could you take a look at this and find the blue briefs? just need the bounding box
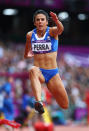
[40,68,59,83]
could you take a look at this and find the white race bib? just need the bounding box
[32,42,51,52]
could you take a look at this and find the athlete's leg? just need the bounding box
[29,66,45,101]
[29,66,45,114]
[47,74,69,109]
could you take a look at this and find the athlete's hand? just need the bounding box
[50,11,59,23]
[28,50,34,57]
[24,50,34,58]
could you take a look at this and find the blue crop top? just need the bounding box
[31,26,58,54]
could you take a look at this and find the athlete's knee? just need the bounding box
[29,67,36,77]
[61,104,69,109]
[60,101,69,109]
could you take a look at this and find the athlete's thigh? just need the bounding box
[47,74,69,108]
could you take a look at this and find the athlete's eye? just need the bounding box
[41,18,45,21]
[36,18,40,21]
[36,18,45,22]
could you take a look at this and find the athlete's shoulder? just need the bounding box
[26,31,33,38]
[49,26,56,37]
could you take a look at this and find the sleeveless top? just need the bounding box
[31,26,58,54]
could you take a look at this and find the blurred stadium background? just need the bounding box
[0,0,89,131]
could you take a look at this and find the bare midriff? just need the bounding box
[34,52,57,69]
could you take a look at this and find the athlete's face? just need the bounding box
[34,14,48,31]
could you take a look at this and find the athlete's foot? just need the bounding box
[34,101,45,114]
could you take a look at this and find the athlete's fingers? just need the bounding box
[50,12,56,17]
[28,51,34,57]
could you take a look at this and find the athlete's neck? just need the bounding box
[37,27,47,37]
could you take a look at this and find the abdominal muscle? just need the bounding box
[33,52,58,69]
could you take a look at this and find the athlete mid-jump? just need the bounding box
[24,9,69,114]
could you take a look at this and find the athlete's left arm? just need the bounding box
[50,12,64,37]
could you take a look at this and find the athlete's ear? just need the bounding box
[34,22,36,27]
[46,21,48,25]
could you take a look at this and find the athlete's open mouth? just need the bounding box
[39,25,43,27]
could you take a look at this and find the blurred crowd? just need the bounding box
[0,40,89,127]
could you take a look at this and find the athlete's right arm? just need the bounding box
[24,31,34,59]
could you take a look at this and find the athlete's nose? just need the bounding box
[39,19,43,23]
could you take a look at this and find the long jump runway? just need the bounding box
[55,126,89,131]
[0,126,89,131]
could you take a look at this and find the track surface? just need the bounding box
[0,126,89,131]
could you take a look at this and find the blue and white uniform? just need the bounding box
[31,26,59,83]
